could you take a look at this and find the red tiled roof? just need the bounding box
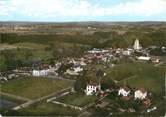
[139,87,146,93]
[88,80,100,86]
[120,85,130,91]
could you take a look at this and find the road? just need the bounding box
[114,75,137,84]
[48,75,76,82]
[78,111,92,117]
[154,62,164,67]
[13,87,72,110]
[0,92,31,102]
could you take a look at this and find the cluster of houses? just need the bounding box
[0,39,163,114]
[84,80,151,110]
[85,80,148,101]
[83,39,161,64]
[30,39,162,78]
[32,66,58,77]
[1,39,163,82]
[31,58,86,77]
[118,86,149,103]
[0,70,31,83]
[117,86,151,108]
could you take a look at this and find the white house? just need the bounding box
[65,66,83,76]
[88,48,101,53]
[123,49,133,56]
[147,107,157,113]
[151,58,160,63]
[88,48,109,54]
[79,61,86,66]
[55,62,62,70]
[134,88,147,100]
[73,66,83,73]
[65,69,79,75]
[32,69,49,76]
[138,56,151,61]
[123,50,131,56]
[85,81,101,95]
[69,59,77,65]
[118,86,130,97]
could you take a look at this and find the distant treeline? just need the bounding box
[0,30,166,48]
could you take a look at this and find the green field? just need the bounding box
[1,77,73,99]
[118,74,165,95]
[104,63,165,95]
[13,42,48,49]
[57,93,98,107]
[18,101,81,116]
[0,94,26,105]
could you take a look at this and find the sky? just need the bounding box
[0,0,166,22]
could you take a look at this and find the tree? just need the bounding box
[74,77,86,92]
[96,69,104,79]
[101,76,116,90]
[0,55,7,72]
[57,63,73,75]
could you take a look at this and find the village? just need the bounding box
[0,38,165,116]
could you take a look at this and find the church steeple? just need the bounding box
[133,39,141,50]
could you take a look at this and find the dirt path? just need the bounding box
[0,92,31,102]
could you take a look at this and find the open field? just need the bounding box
[0,94,26,105]
[118,74,165,95]
[0,43,47,50]
[0,94,26,109]
[104,63,165,94]
[57,93,98,107]
[1,101,81,116]
[19,101,81,116]
[1,77,73,99]
[0,44,17,51]
[13,42,48,49]
[106,63,164,81]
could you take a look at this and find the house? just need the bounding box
[102,57,107,62]
[138,56,151,61]
[134,88,147,100]
[85,80,101,95]
[143,98,151,108]
[118,86,130,97]
[69,59,77,65]
[88,48,102,54]
[79,61,86,66]
[65,66,83,76]
[151,58,160,63]
[0,76,8,82]
[99,91,108,97]
[55,62,62,70]
[65,69,79,75]
[123,49,133,56]
[147,106,156,112]
[32,69,49,76]
[88,48,109,54]
[73,66,83,73]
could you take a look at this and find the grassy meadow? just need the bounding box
[104,63,165,95]
[57,93,98,107]
[7,101,81,116]
[1,77,73,99]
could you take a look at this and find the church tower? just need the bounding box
[133,39,141,50]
